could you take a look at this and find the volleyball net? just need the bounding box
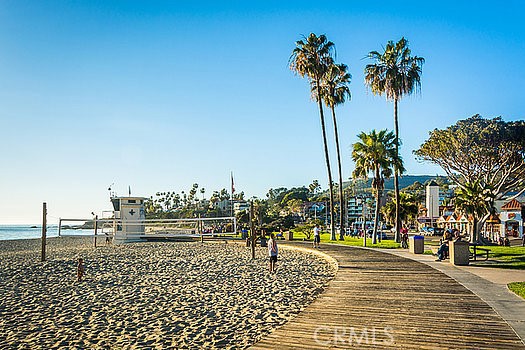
[57,216,237,240]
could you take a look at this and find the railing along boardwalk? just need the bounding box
[251,243,525,349]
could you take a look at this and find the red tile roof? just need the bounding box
[501,199,523,211]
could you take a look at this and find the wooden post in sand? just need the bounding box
[199,214,203,243]
[250,201,255,260]
[93,215,98,248]
[41,202,47,262]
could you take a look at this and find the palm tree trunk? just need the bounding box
[393,98,401,243]
[330,106,345,240]
[373,172,381,245]
[316,83,336,241]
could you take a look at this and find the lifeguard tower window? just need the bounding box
[128,200,136,204]
[111,198,120,211]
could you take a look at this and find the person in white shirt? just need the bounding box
[313,225,321,248]
[268,233,278,273]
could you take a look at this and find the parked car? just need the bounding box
[367,231,389,240]
[420,227,444,236]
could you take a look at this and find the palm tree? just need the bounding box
[382,192,420,228]
[316,63,352,240]
[364,37,424,242]
[352,129,401,244]
[308,180,321,198]
[290,33,337,240]
[454,181,494,243]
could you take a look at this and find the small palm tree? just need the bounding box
[365,37,424,242]
[382,192,420,228]
[352,129,402,244]
[290,33,337,240]
[454,181,494,243]
[317,63,351,240]
[308,180,321,198]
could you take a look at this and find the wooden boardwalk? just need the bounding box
[251,244,525,349]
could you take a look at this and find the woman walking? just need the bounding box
[268,233,278,273]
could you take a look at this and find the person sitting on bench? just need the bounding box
[436,229,454,261]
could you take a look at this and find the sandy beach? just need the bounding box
[0,237,336,349]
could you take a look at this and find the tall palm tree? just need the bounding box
[316,63,351,240]
[290,33,337,240]
[364,37,424,242]
[352,129,402,244]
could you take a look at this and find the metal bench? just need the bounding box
[469,244,490,261]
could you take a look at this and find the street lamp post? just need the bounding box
[429,192,433,230]
[361,197,367,247]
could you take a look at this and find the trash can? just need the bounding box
[287,231,293,241]
[450,240,470,265]
[409,235,424,254]
[260,236,267,247]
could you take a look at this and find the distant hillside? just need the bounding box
[343,175,449,192]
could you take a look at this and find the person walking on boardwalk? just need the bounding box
[313,225,321,248]
[268,233,278,273]
[401,228,409,249]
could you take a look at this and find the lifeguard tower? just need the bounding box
[111,196,146,244]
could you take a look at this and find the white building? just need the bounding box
[233,201,249,214]
[425,181,440,224]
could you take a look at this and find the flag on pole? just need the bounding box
[128,186,131,196]
[231,172,235,195]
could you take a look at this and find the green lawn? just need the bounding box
[508,282,525,299]
[323,236,401,249]
[289,230,400,249]
[475,246,525,270]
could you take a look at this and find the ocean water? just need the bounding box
[0,225,94,241]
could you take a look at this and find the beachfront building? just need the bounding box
[497,198,523,238]
[215,199,232,215]
[483,214,502,242]
[436,213,469,233]
[303,202,327,222]
[347,195,377,230]
[233,201,249,215]
[429,197,524,240]
[418,204,454,231]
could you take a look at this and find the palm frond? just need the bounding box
[364,37,424,101]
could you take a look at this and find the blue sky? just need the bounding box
[1,1,524,223]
